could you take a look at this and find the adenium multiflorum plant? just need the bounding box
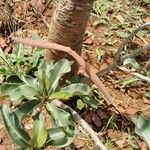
[0,59,92,149]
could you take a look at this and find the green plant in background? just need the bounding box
[92,0,111,25]
[143,0,150,4]
[92,0,121,26]
[0,35,45,77]
[0,59,93,149]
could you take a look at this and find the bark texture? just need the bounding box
[46,0,94,72]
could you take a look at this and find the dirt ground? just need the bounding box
[0,0,150,149]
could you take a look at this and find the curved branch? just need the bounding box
[54,100,107,150]
[11,36,118,109]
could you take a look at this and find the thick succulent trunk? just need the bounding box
[46,0,94,72]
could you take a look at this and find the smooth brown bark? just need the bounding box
[45,0,95,72]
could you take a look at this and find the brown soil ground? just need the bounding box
[0,0,150,149]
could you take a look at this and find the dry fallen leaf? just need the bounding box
[83,31,94,45]
[115,14,125,24]
[84,111,92,124]
[74,139,85,149]
[0,37,7,48]
[143,97,150,105]
[97,109,108,119]
[144,17,150,23]
[138,141,148,150]
[115,139,128,149]
[32,0,44,12]
[91,114,102,127]
[122,107,138,116]
[0,145,5,150]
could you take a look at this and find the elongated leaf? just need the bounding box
[77,99,86,110]
[123,58,140,69]
[10,85,39,102]
[31,113,48,148]
[49,59,71,94]
[6,75,22,83]
[36,61,53,93]
[49,91,72,100]
[1,105,30,148]
[46,127,67,147]
[61,83,91,96]
[0,66,10,75]
[82,96,98,109]
[20,75,41,92]
[122,77,139,88]
[16,44,24,60]
[0,48,10,65]
[46,102,73,127]
[1,83,21,95]
[134,115,150,147]
[14,99,41,123]
[46,102,76,147]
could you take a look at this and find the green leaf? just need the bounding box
[96,48,105,61]
[0,48,10,65]
[15,44,24,60]
[36,61,53,93]
[14,99,41,123]
[0,66,10,75]
[61,83,91,96]
[46,102,74,128]
[31,34,41,41]
[123,58,140,69]
[20,75,40,91]
[0,104,30,148]
[82,96,98,109]
[77,99,86,110]
[6,75,22,83]
[10,85,39,102]
[46,102,76,147]
[134,115,150,146]
[31,34,45,52]
[49,59,71,94]
[122,77,139,88]
[46,127,71,147]
[1,83,21,95]
[31,113,48,148]
[116,31,128,39]
[49,91,72,100]
[144,92,150,99]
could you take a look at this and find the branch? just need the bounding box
[54,100,107,150]
[117,66,150,82]
[11,36,119,110]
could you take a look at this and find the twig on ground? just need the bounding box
[117,66,150,82]
[54,100,107,150]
